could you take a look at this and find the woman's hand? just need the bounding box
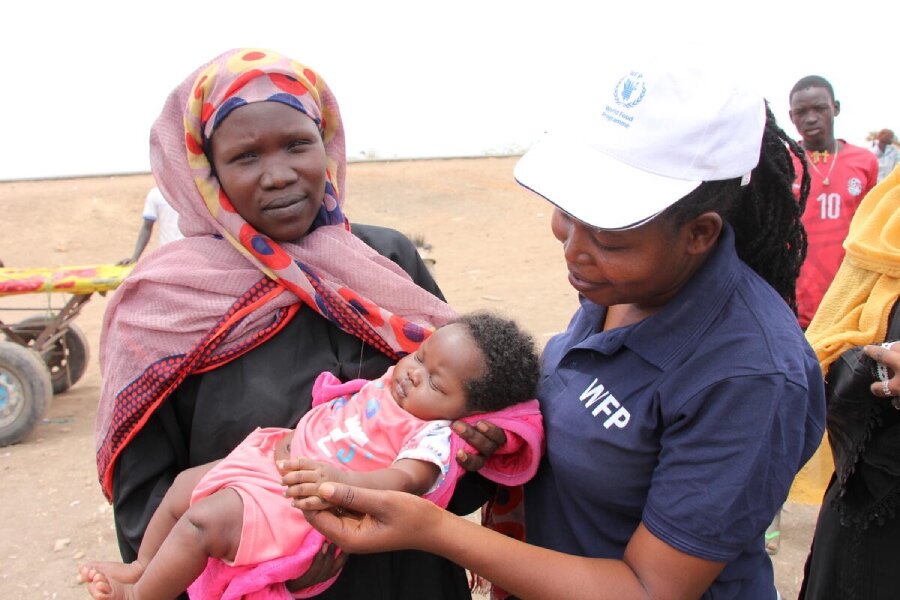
[284,541,347,593]
[451,420,507,471]
[301,483,443,554]
[864,341,900,401]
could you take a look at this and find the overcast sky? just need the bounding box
[2,0,893,181]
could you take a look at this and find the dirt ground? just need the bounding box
[0,157,818,599]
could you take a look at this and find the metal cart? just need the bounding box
[0,264,131,445]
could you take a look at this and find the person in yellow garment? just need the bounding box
[798,169,900,599]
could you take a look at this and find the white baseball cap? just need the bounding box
[514,62,766,230]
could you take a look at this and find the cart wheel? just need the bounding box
[0,341,53,446]
[8,317,90,394]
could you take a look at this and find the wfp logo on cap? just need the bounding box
[614,72,646,108]
[602,71,645,129]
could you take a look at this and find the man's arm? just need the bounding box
[119,219,155,265]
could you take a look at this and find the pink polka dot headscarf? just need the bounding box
[181,48,347,275]
[155,48,454,358]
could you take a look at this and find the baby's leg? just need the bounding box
[89,487,244,600]
[136,461,222,568]
[78,461,222,589]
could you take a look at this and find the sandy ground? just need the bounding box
[0,157,818,599]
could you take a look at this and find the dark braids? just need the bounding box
[660,103,810,314]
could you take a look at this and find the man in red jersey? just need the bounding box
[789,75,878,329]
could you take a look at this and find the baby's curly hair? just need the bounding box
[452,311,540,414]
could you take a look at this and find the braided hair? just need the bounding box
[660,103,810,314]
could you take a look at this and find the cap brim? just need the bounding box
[514,133,703,230]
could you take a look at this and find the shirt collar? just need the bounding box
[570,224,744,368]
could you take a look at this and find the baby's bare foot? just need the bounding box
[78,561,144,585]
[85,570,135,600]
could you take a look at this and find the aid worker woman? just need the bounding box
[296,62,827,599]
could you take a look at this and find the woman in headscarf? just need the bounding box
[95,48,499,599]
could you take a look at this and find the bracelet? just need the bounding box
[878,342,898,408]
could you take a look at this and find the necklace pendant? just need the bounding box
[823,177,830,186]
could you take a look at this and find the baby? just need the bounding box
[80,311,542,599]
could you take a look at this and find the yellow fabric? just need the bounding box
[0,264,133,297]
[806,167,900,375]
[789,168,900,503]
[789,443,835,504]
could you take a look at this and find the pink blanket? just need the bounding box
[187,373,544,599]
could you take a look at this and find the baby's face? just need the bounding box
[390,324,485,421]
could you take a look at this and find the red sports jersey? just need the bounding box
[792,140,878,328]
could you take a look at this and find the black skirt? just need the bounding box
[799,476,900,600]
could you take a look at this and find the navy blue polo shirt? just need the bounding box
[525,225,825,599]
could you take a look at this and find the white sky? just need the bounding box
[2,0,895,181]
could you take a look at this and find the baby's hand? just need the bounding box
[279,457,345,510]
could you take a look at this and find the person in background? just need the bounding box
[119,186,184,265]
[788,75,878,329]
[95,48,503,600]
[799,168,900,599]
[869,128,898,182]
[768,76,881,556]
[293,61,826,600]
